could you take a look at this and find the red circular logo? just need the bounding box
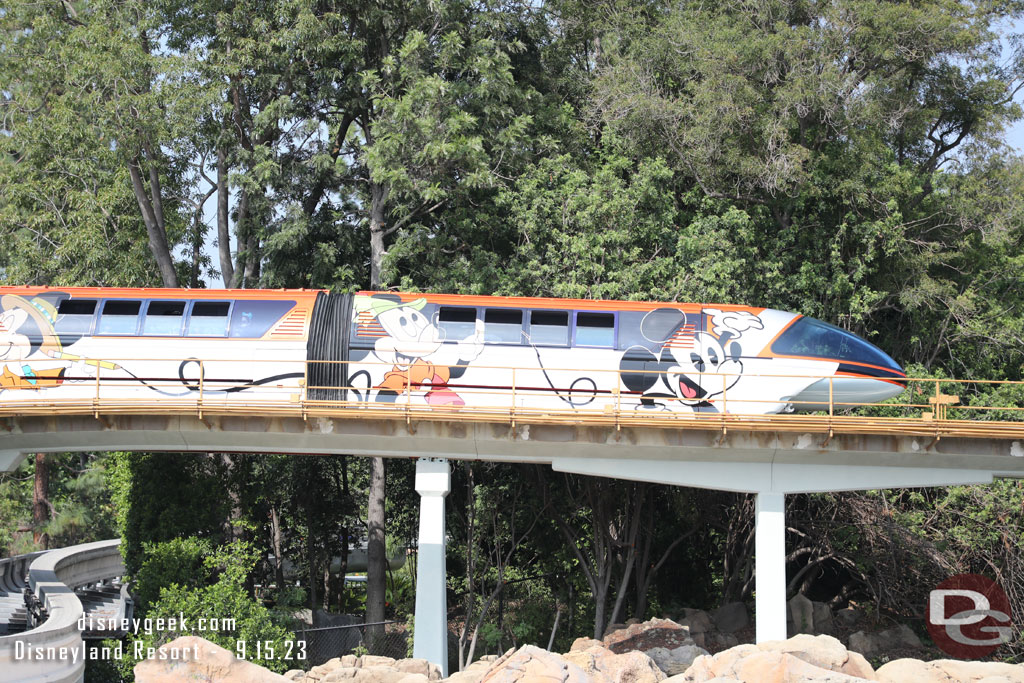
[926,573,1011,659]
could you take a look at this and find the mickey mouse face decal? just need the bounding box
[374,306,443,364]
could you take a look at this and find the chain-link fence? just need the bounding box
[295,620,409,666]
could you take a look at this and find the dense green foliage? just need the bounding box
[1,0,1024,672]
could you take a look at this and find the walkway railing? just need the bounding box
[0,358,1021,440]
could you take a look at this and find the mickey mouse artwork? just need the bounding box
[352,294,484,406]
[619,307,764,412]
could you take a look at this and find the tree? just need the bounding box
[118,539,297,676]
[0,0,199,287]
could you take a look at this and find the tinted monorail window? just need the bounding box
[575,312,615,347]
[438,307,476,341]
[771,317,902,370]
[187,301,230,337]
[229,300,296,338]
[55,299,96,337]
[529,310,568,345]
[484,309,523,343]
[97,300,141,335]
[143,300,185,336]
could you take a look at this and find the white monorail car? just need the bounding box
[0,288,905,415]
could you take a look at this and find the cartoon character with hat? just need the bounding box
[0,294,72,390]
[354,294,483,406]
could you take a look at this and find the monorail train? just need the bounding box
[0,287,906,414]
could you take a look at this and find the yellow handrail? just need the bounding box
[0,357,1019,440]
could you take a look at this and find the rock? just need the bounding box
[479,644,592,682]
[571,637,603,652]
[356,671,410,683]
[880,624,921,650]
[592,647,667,682]
[565,642,667,682]
[675,610,713,649]
[682,647,869,683]
[605,623,628,637]
[395,658,441,680]
[710,602,749,634]
[443,674,477,683]
[835,607,864,628]
[759,634,874,680]
[397,676,430,683]
[284,671,305,681]
[361,655,398,668]
[134,636,290,682]
[789,593,815,635]
[645,644,708,676]
[876,658,1024,683]
[562,648,615,683]
[812,602,836,636]
[447,653,504,682]
[680,643,757,681]
[705,632,739,651]
[734,652,867,683]
[847,630,879,658]
[604,617,696,654]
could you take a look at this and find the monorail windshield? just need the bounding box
[771,317,902,371]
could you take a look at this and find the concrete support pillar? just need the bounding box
[413,458,450,676]
[755,491,787,643]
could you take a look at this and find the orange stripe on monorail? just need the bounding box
[0,286,324,302]
[357,290,764,314]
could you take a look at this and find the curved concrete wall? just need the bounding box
[0,539,122,683]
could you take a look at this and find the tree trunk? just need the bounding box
[458,464,476,671]
[366,185,389,646]
[217,146,234,288]
[271,505,285,589]
[128,159,178,287]
[369,181,389,288]
[230,189,250,288]
[307,504,319,613]
[337,455,351,613]
[366,456,387,644]
[32,453,49,549]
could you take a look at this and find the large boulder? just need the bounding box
[445,654,500,683]
[134,636,290,682]
[875,658,1024,683]
[710,603,749,634]
[645,645,708,676]
[679,634,876,682]
[395,659,442,679]
[683,649,868,682]
[564,643,666,682]
[788,594,815,635]
[478,644,592,682]
[812,602,836,636]
[570,637,604,652]
[603,618,696,654]
[675,610,714,649]
[846,631,879,658]
[761,634,874,680]
[848,624,920,658]
[284,654,440,683]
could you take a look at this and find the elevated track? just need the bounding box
[0,361,1021,674]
